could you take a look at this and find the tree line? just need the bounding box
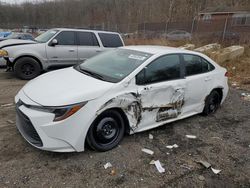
[0,0,249,30]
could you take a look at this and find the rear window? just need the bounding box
[98,33,123,47]
[77,32,99,46]
[183,54,215,76]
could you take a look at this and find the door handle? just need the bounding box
[69,49,75,52]
[205,77,212,81]
[96,50,102,53]
[143,86,152,91]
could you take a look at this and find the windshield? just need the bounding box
[76,48,152,83]
[35,30,58,43]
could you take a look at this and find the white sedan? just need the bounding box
[15,46,228,152]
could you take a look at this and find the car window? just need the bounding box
[183,54,215,76]
[25,34,33,40]
[54,31,75,45]
[141,54,181,85]
[98,33,123,47]
[77,32,99,46]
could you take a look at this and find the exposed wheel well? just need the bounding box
[14,55,43,69]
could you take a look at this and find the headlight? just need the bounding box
[0,49,8,57]
[29,102,88,122]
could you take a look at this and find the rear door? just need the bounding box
[76,31,102,63]
[46,31,78,65]
[136,54,186,130]
[181,54,215,114]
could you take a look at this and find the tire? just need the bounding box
[202,90,221,115]
[14,57,41,80]
[86,110,125,152]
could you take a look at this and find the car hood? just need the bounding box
[0,39,36,49]
[22,67,114,106]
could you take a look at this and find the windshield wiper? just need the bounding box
[79,67,106,81]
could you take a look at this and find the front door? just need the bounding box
[46,31,78,66]
[136,54,186,131]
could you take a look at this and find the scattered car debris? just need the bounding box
[104,162,112,169]
[197,160,211,168]
[166,144,179,149]
[149,134,154,140]
[180,164,193,170]
[7,120,14,124]
[198,175,205,181]
[154,160,165,173]
[149,160,155,165]
[1,103,14,107]
[211,168,221,174]
[141,148,154,155]
[197,160,222,174]
[186,135,197,139]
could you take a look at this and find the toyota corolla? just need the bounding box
[15,46,228,152]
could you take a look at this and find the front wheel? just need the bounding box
[14,57,41,80]
[202,90,221,115]
[86,110,125,152]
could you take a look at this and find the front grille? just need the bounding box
[16,105,43,147]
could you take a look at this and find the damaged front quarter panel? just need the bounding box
[96,93,142,130]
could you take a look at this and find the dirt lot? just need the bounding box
[0,69,250,188]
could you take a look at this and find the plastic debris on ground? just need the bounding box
[180,164,193,170]
[1,103,13,107]
[104,162,112,169]
[149,134,154,140]
[141,148,154,155]
[149,160,155,164]
[186,135,197,139]
[197,160,211,168]
[7,120,14,124]
[154,160,165,173]
[211,168,221,174]
[166,144,179,149]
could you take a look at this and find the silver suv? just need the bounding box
[1,28,124,79]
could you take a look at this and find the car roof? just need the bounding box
[52,28,120,35]
[121,45,200,56]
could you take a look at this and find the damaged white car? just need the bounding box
[15,46,228,152]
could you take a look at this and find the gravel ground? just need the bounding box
[0,69,249,188]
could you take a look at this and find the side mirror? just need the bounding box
[136,67,146,85]
[51,39,58,46]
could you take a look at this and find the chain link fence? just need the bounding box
[1,14,249,45]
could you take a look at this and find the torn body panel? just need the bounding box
[97,93,142,130]
[96,84,185,132]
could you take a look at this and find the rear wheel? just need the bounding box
[14,57,41,80]
[86,110,125,151]
[202,90,221,115]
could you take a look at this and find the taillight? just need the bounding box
[225,71,229,77]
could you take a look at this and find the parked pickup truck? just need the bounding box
[0,28,124,79]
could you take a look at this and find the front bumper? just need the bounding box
[15,90,95,152]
